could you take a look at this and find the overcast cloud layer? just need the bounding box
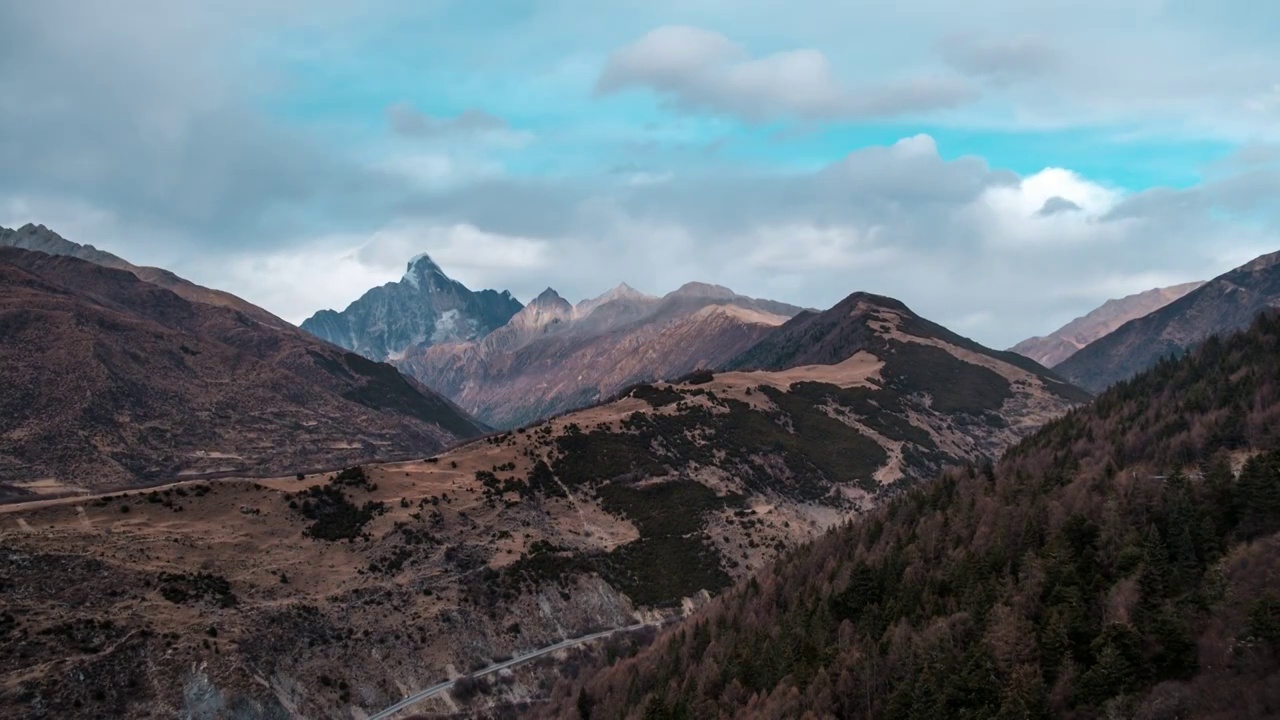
[2,0,1278,348]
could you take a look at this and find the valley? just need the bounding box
[0,283,1085,718]
[5,6,1278,719]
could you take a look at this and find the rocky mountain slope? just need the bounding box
[1010,281,1205,367]
[0,247,485,497]
[399,282,807,429]
[1056,250,1280,392]
[0,289,1086,719]
[300,254,523,362]
[0,223,291,330]
[536,311,1280,720]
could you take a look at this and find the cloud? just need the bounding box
[596,26,977,122]
[936,33,1059,83]
[367,133,1265,348]
[5,1,1280,353]
[0,0,407,248]
[742,224,898,272]
[387,103,509,137]
[213,223,552,323]
[1036,196,1083,216]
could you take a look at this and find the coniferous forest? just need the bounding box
[534,313,1280,720]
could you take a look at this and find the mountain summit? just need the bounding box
[400,253,449,288]
[300,253,522,361]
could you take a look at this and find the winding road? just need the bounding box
[367,622,654,720]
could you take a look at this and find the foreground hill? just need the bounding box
[537,312,1280,720]
[0,290,1084,718]
[400,282,806,429]
[1010,281,1204,367]
[0,223,292,330]
[0,248,485,496]
[301,254,523,362]
[1057,250,1280,392]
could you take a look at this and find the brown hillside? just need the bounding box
[0,247,484,496]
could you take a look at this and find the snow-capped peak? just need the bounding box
[402,253,447,289]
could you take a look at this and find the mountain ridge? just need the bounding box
[0,223,292,330]
[0,246,485,496]
[1010,281,1205,367]
[398,282,807,428]
[534,307,1280,720]
[1056,250,1280,392]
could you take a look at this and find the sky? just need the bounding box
[2,0,1279,349]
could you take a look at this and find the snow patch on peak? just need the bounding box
[402,253,446,289]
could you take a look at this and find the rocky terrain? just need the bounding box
[301,255,523,362]
[400,281,806,429]
[0,289,1086,719]
[1010,281,1205,367]
[0,248,485,498]
[1056,250,1280,392]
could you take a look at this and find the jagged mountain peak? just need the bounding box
[601,282,652,300]
[302,252,523,361]
[516,288,573,322]
[401,252,451,289]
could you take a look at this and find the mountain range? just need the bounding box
[0,277,1087,719]
[400,281,808,428]
[1,223,290,330]
[3,222,1280,719]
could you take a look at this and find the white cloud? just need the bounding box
[375,153,505,191]
[597,26,976,122]
[8,130,1276,351]
[971,167,1127,247]
[743,224,897,272]
[206,223,552,324]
